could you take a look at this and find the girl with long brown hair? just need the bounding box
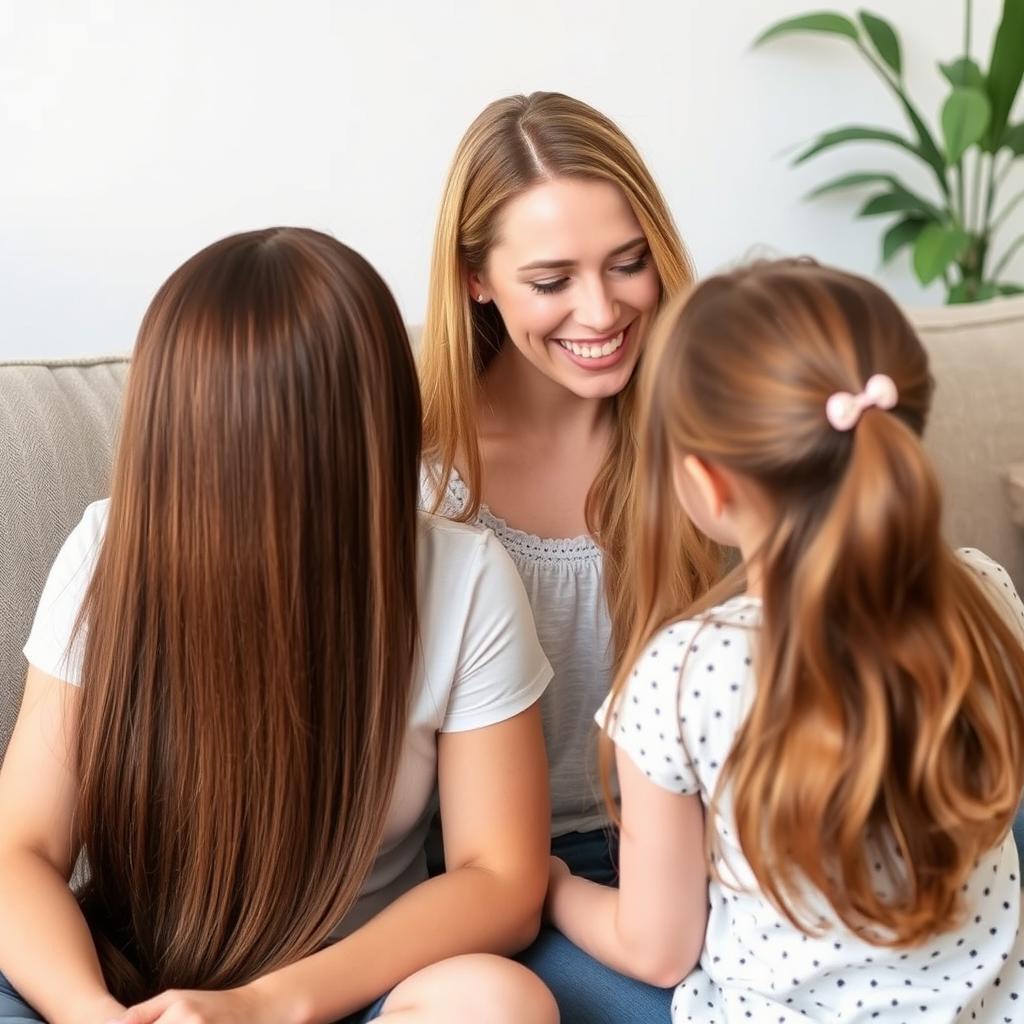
[419,91,720,1021]
[547,259,1024,1021]
[0,228,557,1024]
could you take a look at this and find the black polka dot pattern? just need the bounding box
[604,550,1024,1022]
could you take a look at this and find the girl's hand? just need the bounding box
[548,855,571,885]
[107,985,285,1024]
[545,855,572,921]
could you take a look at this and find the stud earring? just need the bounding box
[477,294,486,303]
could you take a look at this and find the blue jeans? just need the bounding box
[0,974,39,1024]
[0,971,385,1023]
[516,828,675,1024]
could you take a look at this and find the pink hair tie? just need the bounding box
[825,374,899,432]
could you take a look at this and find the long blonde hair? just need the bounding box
[419,91,721,659]
[74,229,421,1000]
[609,258,1024,946]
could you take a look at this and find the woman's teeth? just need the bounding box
[558,330,624,360]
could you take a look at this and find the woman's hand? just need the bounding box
[107,985,291,1024]
[68,991,125,1024]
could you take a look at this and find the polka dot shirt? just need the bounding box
[598,549,1024,1022]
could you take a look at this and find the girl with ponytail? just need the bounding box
[546,259,1024,1021]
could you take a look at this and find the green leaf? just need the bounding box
[858,187,941,221]
[794,125,920,165]
[940,58,986,91]
[941,88,990,165]
[806,172,898,198]
[997,283,1024,296]
[984,0,1024,151]
[882,88,949,192]
[859,11,902,77]
[913,224,969,285]
[882,218,928,262]
[1002,122,1024,156]
[754,12,860,46]
[948,281,1000,303]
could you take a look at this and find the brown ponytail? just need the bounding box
[609,259,1024,945]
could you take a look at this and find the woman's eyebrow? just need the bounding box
[516,236,647,273]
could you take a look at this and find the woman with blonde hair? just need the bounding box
[420,92,721,1019]
[0,228,557,1024]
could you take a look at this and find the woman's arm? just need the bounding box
[0,667,125,1024]
[546,746,708,988]
[116,702,550,1024]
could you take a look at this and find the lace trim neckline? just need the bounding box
[445,470,601,565]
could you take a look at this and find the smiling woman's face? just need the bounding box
[471,177,661,401]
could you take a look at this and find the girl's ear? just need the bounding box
[673,454,734,521]
[671,453,741,547]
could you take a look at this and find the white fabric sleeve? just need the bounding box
[957,548,1024,646]
[22,500,109,686]
[596,621,705,797]
[597,610,758,797]
[441,531,553,733]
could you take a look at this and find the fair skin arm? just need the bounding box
[545,747,708,988]
[112,704,551,1024]
[0,669,550,1024]
[0,667,125,1024]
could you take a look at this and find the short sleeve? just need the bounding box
[22,500,109,686]
[441,531,553,732]
[597,603,759,797]
[957,548,1024,646]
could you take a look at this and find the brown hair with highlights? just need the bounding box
[608,259,1024,945]
[73,228,421,999]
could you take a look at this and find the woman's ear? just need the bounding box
[467,270,489,304]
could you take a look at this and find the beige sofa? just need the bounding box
[2,300,1024,853]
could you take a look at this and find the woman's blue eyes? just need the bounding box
[528,255,649,295]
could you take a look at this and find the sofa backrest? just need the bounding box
[1,300,1023,758]
[913,297,1024,589]
[0,357,127,749]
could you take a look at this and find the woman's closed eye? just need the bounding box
[613,254,649,277]
[529,276,571,295]
[528,253,650,296]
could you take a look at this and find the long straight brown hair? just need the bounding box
[419,92,721,661]
[609,259,1024,945]
[73,228,421,1001]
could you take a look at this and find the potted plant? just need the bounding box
[756,1,1024,302]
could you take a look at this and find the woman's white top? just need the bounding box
[601,548,1024,1023]
[24,499,552,940]
[430,469,613,837]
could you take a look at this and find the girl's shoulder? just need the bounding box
[414,510,553,732]
[596,597,761,796]
[23,499,111,686]
[956,547,1024,643]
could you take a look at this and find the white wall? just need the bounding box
[1,0,1021,359]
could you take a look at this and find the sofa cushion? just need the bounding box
[1007,461,1024,528]
[913,296,1024,590]
[0,357,127,752]
[2,300,1023,758]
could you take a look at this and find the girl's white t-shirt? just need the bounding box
[23,499,553,941]
[601,548,1024,1023]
